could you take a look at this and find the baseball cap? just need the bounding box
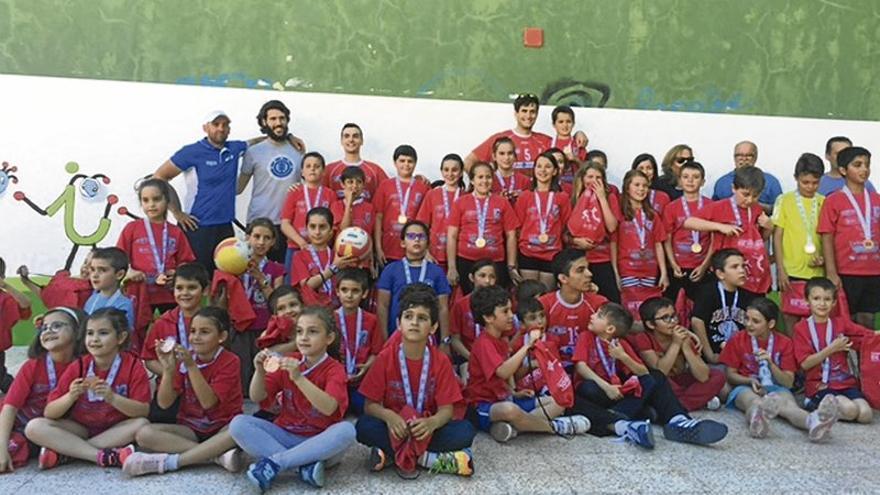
[203,110,230,124]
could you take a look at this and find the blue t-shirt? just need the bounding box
[712,168,783,206]
[170,138,248,226]
[818,174,875,197]
[84,289,135,329]
[376,259,451,335]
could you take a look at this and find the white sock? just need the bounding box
[164,453,180,472]
[614,420,630,436]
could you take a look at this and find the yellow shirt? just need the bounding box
[771,191,825,279]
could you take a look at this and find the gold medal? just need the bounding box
[538,233,549,244]
[159,337,176,354]
[397,215,408,224]
[804,243,817,255]
[475,238,487,248]
[263,355,282,373]
[691,243,702,254]
[864,239,875,250]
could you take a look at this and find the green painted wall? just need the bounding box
[0,0,878,120]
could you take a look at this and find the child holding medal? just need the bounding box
[26,308,150,469]
[291,207,358,307]
[490,137,531,204]
[772,153,826,333]
[373,145,429,266]
[515,152,571,289]
[818,146,880,329]
[280,152,332,278]
[447,161,521,293]
[416,154,466,271]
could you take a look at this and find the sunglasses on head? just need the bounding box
[517,93,538,99]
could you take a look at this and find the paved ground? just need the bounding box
[1,346,878,494]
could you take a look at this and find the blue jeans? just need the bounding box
[355,414,475,457]
[229,415,355,471]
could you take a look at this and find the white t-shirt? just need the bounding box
[241,139,303,223]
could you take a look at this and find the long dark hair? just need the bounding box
[621,170,655,221]
[28,307,86,359]
[440,153,466,189]
[530,152,562,192]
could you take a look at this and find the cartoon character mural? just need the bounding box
[0,162,19,196]
[14,161,119,271]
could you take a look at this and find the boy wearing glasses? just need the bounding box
[376,221,451,341]
[0,257,32,392]
[632,297,725,411]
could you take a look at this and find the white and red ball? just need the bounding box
[213,237,252,276]
[335,227,371,259]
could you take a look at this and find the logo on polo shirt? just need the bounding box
[269,156,295,179]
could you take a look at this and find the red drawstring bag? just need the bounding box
[567,192,607,245]
[516,367,547,393]
[859,334,880,409]
[620,286,663,321]
[391,405,432,474]
[620,375,643,398]
[41,270,92,309]
[210,271,256,331]
[256,315,296,349]
[7,431,30,468]
[674,288,694,327]
[532,341,574,408]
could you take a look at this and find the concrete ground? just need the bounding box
[1,346,878,495]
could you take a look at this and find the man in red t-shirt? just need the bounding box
[323,123,389,201]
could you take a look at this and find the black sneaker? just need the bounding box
[663,417,728,445]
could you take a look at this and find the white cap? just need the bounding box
[203,110,230,124]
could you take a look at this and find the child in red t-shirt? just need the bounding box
[373,145,430,265]
[466,285,589,443]
[0,258,32,391]
[122,307,244,476]
[116,178,195,313]
[416,154,465,270]
[291,207,358,307]
[631,154,671,214]
[229,306,355,490]
[449,260,497,363]
[280,152,332,275]
[515,152,571,288]
[792,278,873,424]
[490,137,532,204]
[26,308,150,469]
[333,268,382,415]
[331,165,376,234]
[356,287,475,479]
[0,307,82,471]
[720,297,840,441]
[549,105,588,166]
[256,285,303,355]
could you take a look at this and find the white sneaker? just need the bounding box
[552,415,591,436]
[706,396,722,411]
[807,395,839,442]
[489,421,517,443]
[214,448,245,473]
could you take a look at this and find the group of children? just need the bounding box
[0,94,878,489]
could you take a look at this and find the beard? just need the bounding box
[267,124,288,142]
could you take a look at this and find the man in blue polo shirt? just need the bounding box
[153,110,248,274]
[711,140,782,214]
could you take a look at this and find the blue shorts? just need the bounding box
[473,397,537,432]
[725,384,790,409]
[804,387,865,411]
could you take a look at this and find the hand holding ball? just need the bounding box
[335,227,371,260]
[214,237,252,276]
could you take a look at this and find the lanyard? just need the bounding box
[177,310,190,351]
[304,186,324,212]
[86,290,122,314]
[495,170,514,195]
[180,347,224,374]
[394,177,413,219]
[403,258,428,285]
[398,345,430,414]
[807,317,834,384]
[794,193,818,242]
[86,354,122,402]
[307,246,333,294]
[475,195,490,240]
[242,258,268,300]
[338,308,363,375]
[842,186,872,242]
[299,353,329,377]
[729,196,752,227]
[441,186,460,218]
[534,191,555,235]
[595,336,617,380]
[717,283,739,321]
[681,196,704,245]
[750,333,775,365]
[143,218,169,275]
[632,209,648,249]
[46,354,58,390]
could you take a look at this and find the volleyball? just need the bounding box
[213,237,252,276]
[335,227,371,259]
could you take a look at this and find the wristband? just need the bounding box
[329,264,339,274]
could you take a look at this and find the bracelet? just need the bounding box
[508,265,518,271]
[319,273,326,283]
[329,264,339,274]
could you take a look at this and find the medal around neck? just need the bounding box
[475,237,487,248]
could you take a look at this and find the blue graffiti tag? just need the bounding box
[636,87,746,113]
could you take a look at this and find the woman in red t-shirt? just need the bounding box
[416,154,465,271]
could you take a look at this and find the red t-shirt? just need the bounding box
[491,170,532,205]
[324,160,389,202]
[471,129,553,177]
[265,352,349,436]
[718,330,796,379]
[172,349,242,435]
[515,190,571,261]
[291,246,337,306]
[242,260,285,331]
[465,333,513,404]
[280,185,333,248]
[649,190,671,215]
[792,317,873,397]
[627,331,700,378]
[416,186,463,265]
[817,189,880,276]
[48,352,150,433]
[449,193,519,262]
[116,220,195,306]
[539,290,608,364]
[141,307,192,361]
[614,209,667,279]
[697,199,770,293]
[567,191,621,264]
[663,196,712,269]
[3,356,73,431]
[330,198,375,233]
[449,294,481,352]
[572,333,643,387]
[373,177,430,260]
[334,308,383,374]
[0,292,31,351]
[549,135,587,162]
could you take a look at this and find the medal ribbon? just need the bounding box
[842,186,872,243]
[338,307,363,375]
[398,345,431,414]
[534,191,555,237]
[143,218,169,276]
[86,353,122,402]
[807,316,834,384]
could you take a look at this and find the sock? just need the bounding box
[418,451,438,468]
[164,454,180,472]
[669,414,689,425]
[613,420,630,436]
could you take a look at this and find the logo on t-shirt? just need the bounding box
[269,156,295,179]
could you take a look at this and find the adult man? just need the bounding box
[818,136,875,196]
[323,123,389,201]
[237,100,305,262]
[711,141,782,214]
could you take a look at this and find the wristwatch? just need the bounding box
[441,335,453,345]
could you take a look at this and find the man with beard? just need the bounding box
[237,100,306,262]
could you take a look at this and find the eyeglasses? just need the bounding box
[653,314,678,323]
[405,232,428,241]
[38,321,72,334]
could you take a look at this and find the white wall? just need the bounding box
[1,74,878,273]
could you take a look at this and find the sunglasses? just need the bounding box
[405,232,428,241]
[675,157,693,165]
[38,321,72,334]
[517,93,538,99]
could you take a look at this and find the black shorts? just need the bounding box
[518,253,553,273]
[840,274,880,314]
[590,261,620,303]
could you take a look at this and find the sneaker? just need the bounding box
[706,396,722,411]
[38,447,69,470]
[368,447,388,472]
[122,452,167,477]
[552,415,591,436]
[664,417,728,445]
[395,465,420,480]
[215,448,245,473]
[299,460,325,488]
[622,420,655,450]
[489,421,517,443]
[427,448,474,477]
[247,457,280,492]
[807,395,839,442]
[97,444,135,468]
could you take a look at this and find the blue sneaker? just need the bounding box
[247,457,280,492]
[663,417,728,445]
[299,460,325,488]
[623,420,655,450]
